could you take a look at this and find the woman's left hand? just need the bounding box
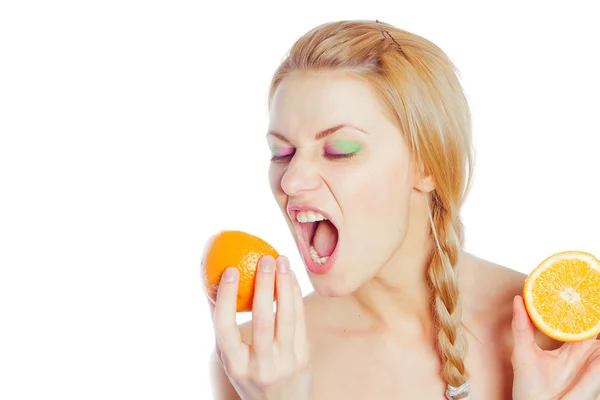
[511,295,600,400]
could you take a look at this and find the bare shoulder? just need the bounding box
[463,252,562,352]
[463,252,526,308]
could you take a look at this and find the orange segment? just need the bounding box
[523,250,600,342]
[201,230,280,313]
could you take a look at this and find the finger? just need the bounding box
[291,271,309,356]
[274,256,296,350]
[561,336,600,361]
[251,255,276,356]
[203,291,224,362]
[563,347,600,400]
[511,295,539,368]
[213,267,246,361]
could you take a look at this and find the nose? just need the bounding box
[279,154,322,197]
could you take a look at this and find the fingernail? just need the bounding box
[277,257,289,274]
[222,267,238,283]
[260,257,274,273]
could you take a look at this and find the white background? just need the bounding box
[1,1,599,399]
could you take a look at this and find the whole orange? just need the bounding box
[201,230,280,313]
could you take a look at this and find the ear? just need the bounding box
[413,170,436,193]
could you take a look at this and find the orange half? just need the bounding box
[523,250,600,342]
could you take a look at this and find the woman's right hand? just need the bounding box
[208,255,314,400]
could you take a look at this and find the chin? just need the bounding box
[302,252,367,298]
[309,277,355,298]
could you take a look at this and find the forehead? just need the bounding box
[268,70,392,138]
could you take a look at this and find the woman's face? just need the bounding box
[267,70,421,296]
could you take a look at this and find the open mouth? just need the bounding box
[292,210,339,270]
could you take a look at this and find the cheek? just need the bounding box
[374,170,412,212]
[342,159,413,216]
[339,158,413,258]
[350,162,413,264]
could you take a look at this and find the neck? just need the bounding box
[351,233,436,335]
[348,193,463,337]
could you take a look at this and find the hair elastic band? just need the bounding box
[445,381,472,400]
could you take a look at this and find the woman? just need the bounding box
[206,20,600,399]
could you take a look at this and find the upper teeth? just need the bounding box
[296,211,327,223]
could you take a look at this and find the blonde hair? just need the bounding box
[267,20,475,399]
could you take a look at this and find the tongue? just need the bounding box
[312,220,338,257]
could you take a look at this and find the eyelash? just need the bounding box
[270,151,357,163]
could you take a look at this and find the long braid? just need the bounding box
[427,194,471,400]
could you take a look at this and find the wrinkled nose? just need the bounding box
[279,155,322,197]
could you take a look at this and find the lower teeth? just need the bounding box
[309,245,329,264]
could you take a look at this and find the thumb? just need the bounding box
[204,286,221,356]
[511,295,538,370]
[206,295,216,321]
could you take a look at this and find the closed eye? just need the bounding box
[324,141,361,160]
[270,153,295,163]
[324,152,358,160]
[270,145,295,163]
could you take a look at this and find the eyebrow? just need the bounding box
[266,124,369,143]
